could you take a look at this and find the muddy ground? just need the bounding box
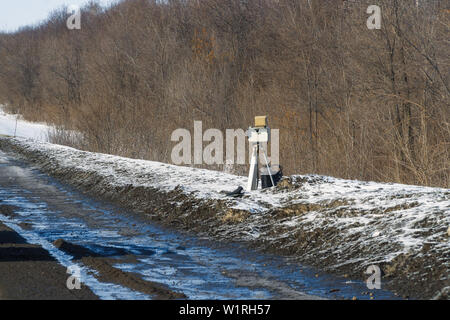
[0,138,448,299]
[0,221,97,300]
[0,204,187,300]
[53,239,186,300]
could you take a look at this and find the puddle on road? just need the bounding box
[0,151,399,300]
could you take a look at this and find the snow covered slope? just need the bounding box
[0,106,49,141]
[0,136,448,299]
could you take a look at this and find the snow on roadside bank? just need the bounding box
[0,107,50,141]
[0,137,449,298]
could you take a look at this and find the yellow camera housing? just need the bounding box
[254,116,268,128]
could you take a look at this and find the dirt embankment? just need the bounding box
[0,137,448,300]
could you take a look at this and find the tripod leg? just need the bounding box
[261,147,276,187]
[247,144,259,191]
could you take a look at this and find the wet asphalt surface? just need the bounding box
[0,150,399,300]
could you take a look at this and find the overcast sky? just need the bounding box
[0,0,118,32]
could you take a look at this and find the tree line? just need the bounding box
[0,0,448,187]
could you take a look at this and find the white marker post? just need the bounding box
[14,115,18,138]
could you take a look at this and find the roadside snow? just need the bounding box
[0,106,49,141]
[6,137,449,250]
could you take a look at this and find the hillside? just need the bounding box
[0,0,448,187]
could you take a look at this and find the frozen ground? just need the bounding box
[0,136,448,299]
